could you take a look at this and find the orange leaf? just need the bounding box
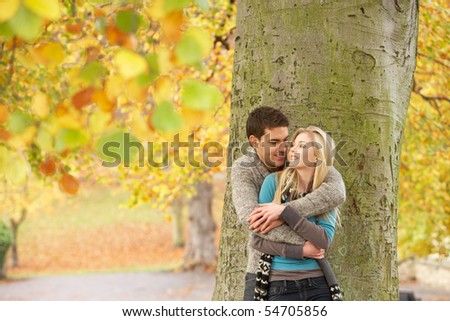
[0,104,8,123]
[92,89,116,112]
[71,87,95,110]
[0,128,11,141]
[161,11,185,43]
[39,158,56,176]
[105,24,127,47]
[59,173,80,195]
[66,22,83,34]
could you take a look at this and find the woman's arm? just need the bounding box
[250,237,325,259]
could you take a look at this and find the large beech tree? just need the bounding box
[214,0,418,300]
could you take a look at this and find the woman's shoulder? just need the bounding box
[263,172,279,185]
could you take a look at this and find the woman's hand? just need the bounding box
[303,241,325,259]
[247,203,286,232]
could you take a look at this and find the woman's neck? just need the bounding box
[296,167,315,192]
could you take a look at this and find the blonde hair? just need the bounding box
[273,126,340,224]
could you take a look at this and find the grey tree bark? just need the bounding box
[184,181,217,271]
[214,0,418,300]
[171,197,185,248]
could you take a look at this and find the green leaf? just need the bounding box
[0,145,11,177]
[35,126,54,152]
[141,53,160,84]
[55,128,89,153]
[0,22,15,39]
[194,0,209,11]
[151,101,183,132]
[164,0,190,14]
[7,5,43,42]
[5,152,28,186]
[175,28,211,67]
[79,62,108,84]
[116,10,141,33]
[181,79,223,111]
[7,110,33,134]
[95,130,141,166]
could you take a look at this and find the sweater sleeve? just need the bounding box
[231,160,261,229]
[288,167,346,218]
[250,234,303,259]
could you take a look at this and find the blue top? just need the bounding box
[258,173,336,271]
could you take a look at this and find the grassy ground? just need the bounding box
[6,178,225,278]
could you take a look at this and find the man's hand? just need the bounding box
[247,203,286,232]
[303,241,325,259]
[255,219,284,234]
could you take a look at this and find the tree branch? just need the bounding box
[417,52,450,69]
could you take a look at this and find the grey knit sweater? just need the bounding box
[231,149,346,273]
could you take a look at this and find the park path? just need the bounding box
[1,271,449,301]
[0,271,215,301]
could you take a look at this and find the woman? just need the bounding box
[249,126,342,301]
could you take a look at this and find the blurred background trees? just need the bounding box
[0,0,448,282]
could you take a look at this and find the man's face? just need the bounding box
[250,127,289,170]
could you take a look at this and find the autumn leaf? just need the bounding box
[161,10,185,43]
[31,91,50,119]
[116,10,141,33]
[153,75,173,103]
[181,79,223,111]
[55,128,89,153]
[7,110,33,134]
[94,130,141,166]
[0,104,9,123]
[71,87,95,110]
[92,89,116,112]
[175,28,212,66]
[0,0,20,23]
[59,173,80,195]
[23,0,61,21]
[6,5,43,42]
[151,101,183,133]
[29,42,65,67]
[39,157,57,176]
[5,151,28,186]
[114,49,148,79]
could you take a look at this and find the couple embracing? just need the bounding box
[231,107,346,301]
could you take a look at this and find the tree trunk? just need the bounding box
[214,0,418,300]
[10,208,26,268]
[184,181,217,271]
[171,197,185,248]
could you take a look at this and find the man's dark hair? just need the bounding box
[246,107,289,139]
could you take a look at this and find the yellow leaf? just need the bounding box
[125,79,148,103]
[105,75,124,101]
[145,0,164,20]
[31,91,49,119]
[29,42,65,67]
[114,49,148,80]
[5,152,29,186]
[157,47,173,74]
[0,0,20,23]
[181,107,209,129]
[89,109,112,135]
[0,104,8,123]
[7,126,37,149]
[0,145,11,176]
[23,0,60,20]
[92,89,116,112]
[130,109,154,141]
[153,75,173,103]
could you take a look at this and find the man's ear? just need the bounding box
[249,135,258,148]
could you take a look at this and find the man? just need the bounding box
[231,106,346,300]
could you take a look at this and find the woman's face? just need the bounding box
[287,132,317,169]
